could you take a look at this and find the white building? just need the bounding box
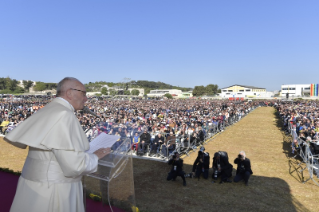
[101,85,144,96]
[147,89,183,98]
[220,85,272,98]
[280,84,311,97]
[128,88,144,96]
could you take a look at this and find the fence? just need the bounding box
[280,112,319,186]
[85,105,259,162]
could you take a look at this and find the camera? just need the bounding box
[238,154,243,159]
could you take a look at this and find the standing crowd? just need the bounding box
[275,100,319,155]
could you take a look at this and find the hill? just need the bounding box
[85,80,193,94]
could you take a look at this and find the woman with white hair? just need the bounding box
[233,151,253,186]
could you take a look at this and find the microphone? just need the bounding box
[83,106,100,118]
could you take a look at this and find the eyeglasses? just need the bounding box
[70,88,87,96]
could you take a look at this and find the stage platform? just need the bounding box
[0,171,125,212]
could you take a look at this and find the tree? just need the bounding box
[124,90,131,95]
[46,83,57,90]
[131,89,140,96]
[205,84,219,95]
[0,78,6,90]
[192,86,205,96]
[33,82,47,91]
[23,80,34,92]
[164,93,173,99]
[144,88,151,94]
[5,77,19,91]
[106,82,114,87]
[101,87,108,95]
[109,89,117,96]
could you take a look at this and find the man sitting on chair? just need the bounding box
[162,132,176,157]
[150,133,164,157]
[137,129,151,156]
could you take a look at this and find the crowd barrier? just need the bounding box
[279,113,319,186]
[86,105,258,162]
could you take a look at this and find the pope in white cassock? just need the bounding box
[4,77,111,212]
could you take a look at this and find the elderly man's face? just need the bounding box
[67,80,87,111]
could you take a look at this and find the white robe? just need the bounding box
[5,98,98,212]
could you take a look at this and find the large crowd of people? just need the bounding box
[4,77,317,212]
[275,100,319,155]
[2,93,319,190]
[0,96,261,158]
[0,94,275,189]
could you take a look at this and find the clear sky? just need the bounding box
[0,0,318,91]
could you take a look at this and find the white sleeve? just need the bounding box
[52,149,99,177]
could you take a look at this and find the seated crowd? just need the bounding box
[1,96,261,159]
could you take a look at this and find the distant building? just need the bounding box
[101,85,144,96]
[220,85,272,98]
[128,88,144,96]
[147,89,193,98]
[17,80,36,91]
[147,89,182,98]
[280,84,318,97]
[177,91,193,98]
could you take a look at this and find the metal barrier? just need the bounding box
[286,120,319,186]
[86,106,257,162]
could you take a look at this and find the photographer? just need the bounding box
[233,151,253,186]
[212,151,233,183]
[192,147,210,179]
[167,152,186,186]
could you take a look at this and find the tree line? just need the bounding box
[0,77,221,96]
[192,84,221,96]
[85,80,193,94]
[0,77,57,94]
[100,87,140,96]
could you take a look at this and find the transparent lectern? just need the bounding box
[83,137,136,212]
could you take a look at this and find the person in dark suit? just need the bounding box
[212,151,233,183]
[197,126,205,145]
[192,146,210,179]
[167,152,186,186]
[233,151,253,186]
[161,132,176,157]
[150,133,164,156]
[137,129,151,155]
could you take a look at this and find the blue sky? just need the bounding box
[0,0,318,91]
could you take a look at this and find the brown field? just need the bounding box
[1,107,319,212]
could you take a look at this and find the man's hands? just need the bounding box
[94,147,111,159]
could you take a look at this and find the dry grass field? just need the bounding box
[1,107,319,212]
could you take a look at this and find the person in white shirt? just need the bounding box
[5,77,110,212]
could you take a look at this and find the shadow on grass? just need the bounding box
[273,110,294,159]
[133,158,310,212]
[288,159,306,184]
[272,110,308,185]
